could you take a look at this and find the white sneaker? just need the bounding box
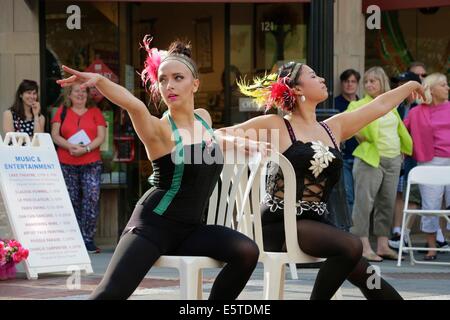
[388,233,409,250]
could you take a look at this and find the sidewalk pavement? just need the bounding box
[1,246,450,300]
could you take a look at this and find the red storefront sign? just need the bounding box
[84,59,119,103]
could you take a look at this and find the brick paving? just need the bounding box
[0,274,180,300]
[1,247,450,300]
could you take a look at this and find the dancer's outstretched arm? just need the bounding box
[216,114,283,141]
[329,81,424,142]
[215,114,281,155]
[57,65,163,147]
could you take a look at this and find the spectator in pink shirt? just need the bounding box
[404,73,450,260]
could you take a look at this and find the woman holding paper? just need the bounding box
[51,83,106,254]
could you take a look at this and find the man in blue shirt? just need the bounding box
[392,71,421,120]
[334,69,361,214]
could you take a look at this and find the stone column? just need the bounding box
[0,0,39,238]
[333,0,366,98]
[0,0,40,133]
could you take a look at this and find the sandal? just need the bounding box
[377,251,404,261]
[423,255,437,261]
[363,252,383,262]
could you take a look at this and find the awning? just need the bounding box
[363,0,450,11]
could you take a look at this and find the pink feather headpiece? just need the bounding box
[268,77,297,112]
[140,35,167,101]
[238,63,303,112]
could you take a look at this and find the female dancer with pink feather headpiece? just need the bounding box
[57,37,260,300]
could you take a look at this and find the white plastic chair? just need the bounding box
[236,151,342,300]
[151,156,253,299]
[398,166,450,266]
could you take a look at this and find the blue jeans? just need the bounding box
[343,158,355,214]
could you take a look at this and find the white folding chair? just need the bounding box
[151,155,253,299]
[236,151,342,300]
[398,166,450,266]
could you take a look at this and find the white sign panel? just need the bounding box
[0,133,92,279]
[239,97,260,112]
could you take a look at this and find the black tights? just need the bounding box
[89,225,259,300]
[264,219,402,300]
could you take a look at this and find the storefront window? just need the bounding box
[129,2,226,196]
[44,1,134,245]
[229,3,308,124]
[42,1,309,245]
[365,7,450,78]
[44,0,123,174]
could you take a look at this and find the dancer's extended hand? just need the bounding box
[56,65,102,89]
[236,138,271,158]
[409,81,426,103]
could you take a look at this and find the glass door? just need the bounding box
[228,3,309,124]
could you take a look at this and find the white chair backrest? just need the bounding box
[4,132,31,146]
[235,153,264,242]
[408,166,450,186]
[237,151,310,261]
[206,157,253,229]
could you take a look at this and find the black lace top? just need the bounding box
[264,118,343,214]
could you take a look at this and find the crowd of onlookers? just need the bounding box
[335,62,450,262]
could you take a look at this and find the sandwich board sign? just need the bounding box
[0,133,92,279]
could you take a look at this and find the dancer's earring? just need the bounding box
[300,95,306,103]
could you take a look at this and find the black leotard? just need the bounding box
[125,113,224,232]
[261,118,343,226]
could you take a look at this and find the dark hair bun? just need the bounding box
[279,62,298,87]
[168,40,193,58]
